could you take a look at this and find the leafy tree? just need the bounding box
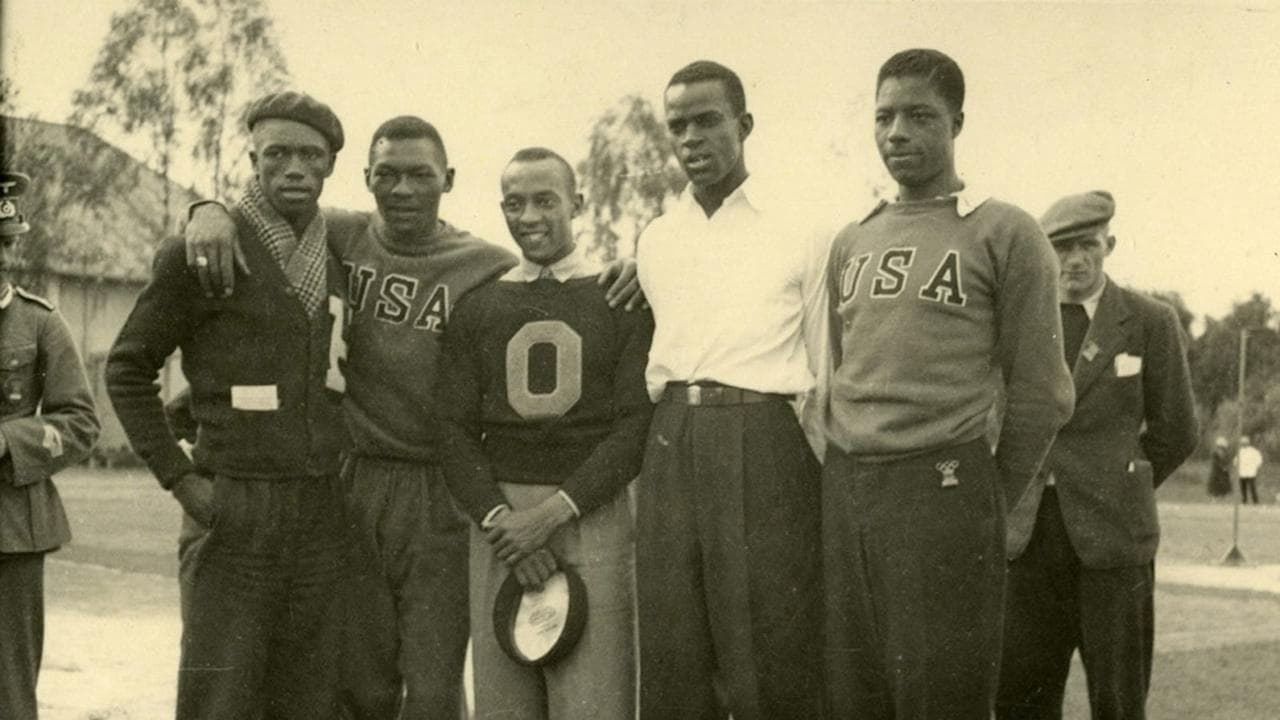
[1189,293,1280,450]
[577,95,686,261]
[70,0,199,235]
[1148,289,1195,338]
[185,0,290,201]
[0,77,17,114]
[70,0,291,229]
[1,115,141,291]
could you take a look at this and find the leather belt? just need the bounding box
[663,382,792,406]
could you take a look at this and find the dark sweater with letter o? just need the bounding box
[437,275,654,524]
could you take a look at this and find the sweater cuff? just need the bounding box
[481,504,510,530]
[555,489,581,519]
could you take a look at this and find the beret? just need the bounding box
[246,91,344,153]
[1040,190,1115,242]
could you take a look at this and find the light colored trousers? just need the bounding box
[470,482,636,720]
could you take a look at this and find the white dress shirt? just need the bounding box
[636,177,833,451]
[1075,278,1106,320]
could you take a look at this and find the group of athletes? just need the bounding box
[93,45,1198,720]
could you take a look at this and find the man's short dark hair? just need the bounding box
[667,60,747,116]
[877,49,965,114]
[368,115,447,165]
[508,147,577,193]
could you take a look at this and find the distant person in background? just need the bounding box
[998,190,1198,720]
[0,171,101,720]
[1207,436,1232,497]
[1235,436,1263,504]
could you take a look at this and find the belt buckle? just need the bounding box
[686,385,702,406]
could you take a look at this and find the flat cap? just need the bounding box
[1040,190,1115,242]
[246,91,344,152]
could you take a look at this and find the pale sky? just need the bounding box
[4,0,1279,322]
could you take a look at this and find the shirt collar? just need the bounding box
[506,243,593,283]
[676,174,762,217]
[860,179,990,223]
[0,283,12,310]
[1079,277,1107,320]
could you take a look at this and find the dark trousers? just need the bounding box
[178,474,348,720]
[0,552,44,720]
[338,457,470,720]
[636,399,825,720]
[996,488,1154,720]
[1241,477,1259,504]
[823,438,1006,720]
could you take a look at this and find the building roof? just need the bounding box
[1,115,201,282]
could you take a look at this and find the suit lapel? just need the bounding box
[1072,279,1131,397]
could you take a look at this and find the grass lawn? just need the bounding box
[55,466,183,578]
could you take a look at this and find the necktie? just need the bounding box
[1060,303,1090,366]
[537,266,556,281]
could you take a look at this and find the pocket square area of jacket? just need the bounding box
[1114,353,1143,377]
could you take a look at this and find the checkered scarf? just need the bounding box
[235,179,327,314]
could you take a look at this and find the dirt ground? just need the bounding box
[32,467,1280,719]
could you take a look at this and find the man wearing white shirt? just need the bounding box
[634,60,830,720]
[1236,436,1263,504]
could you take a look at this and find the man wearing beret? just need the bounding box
[996,190,1198,719]
[0,171,101,720]
[107,91,351,719]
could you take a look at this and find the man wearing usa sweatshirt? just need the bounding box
[823,49,1075,719]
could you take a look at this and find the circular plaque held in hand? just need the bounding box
[493,568,588,666]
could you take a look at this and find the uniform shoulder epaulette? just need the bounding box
[14,287,55,311]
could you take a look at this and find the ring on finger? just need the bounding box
[195,255,210,268]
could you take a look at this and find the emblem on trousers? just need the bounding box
[936,459,960,488]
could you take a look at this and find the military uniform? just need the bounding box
[0,172,101,720]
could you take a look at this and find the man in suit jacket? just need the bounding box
[996,190,1198,720]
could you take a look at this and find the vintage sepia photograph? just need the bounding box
[1,1,1278,718]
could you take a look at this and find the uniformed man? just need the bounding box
[0,171,101,720]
